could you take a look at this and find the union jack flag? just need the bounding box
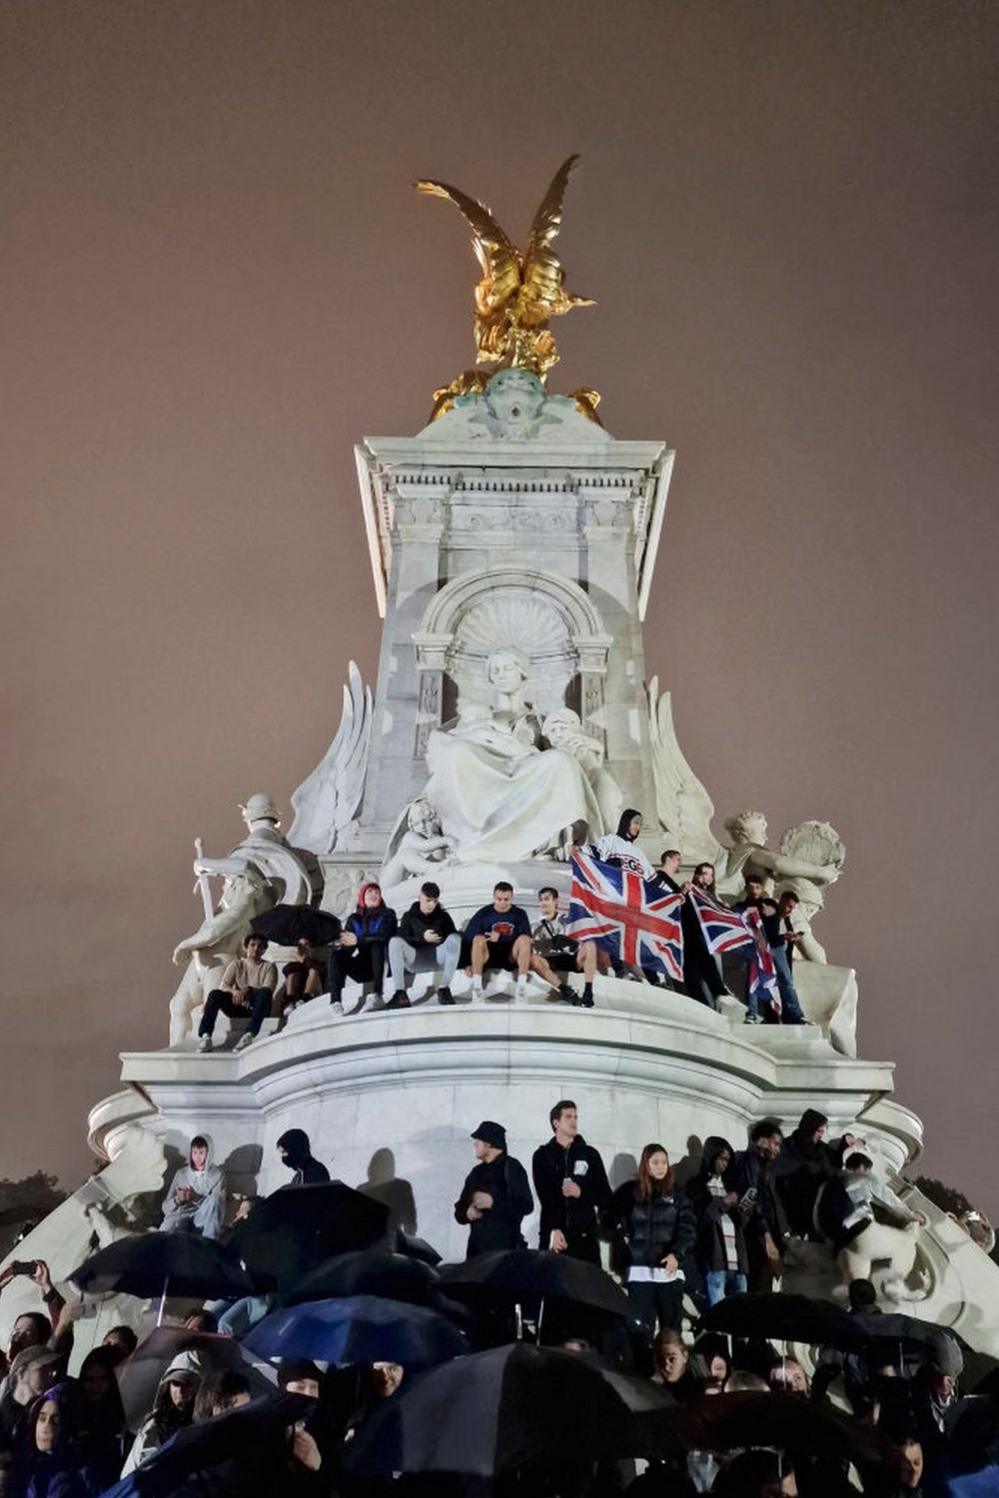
[567,847,684,982]
[688,887,779,1014]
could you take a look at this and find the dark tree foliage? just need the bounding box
[912,1175,973,1217]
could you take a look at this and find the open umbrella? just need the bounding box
[437,1249,630,1321]
[70,1232,253,1320]
[698,1293,867,1352]
[235,1182,389,1294]
[115,1327,274,1429]
[283,1248,440,1307]
[98,1391,313,1496]
[851,1310,966,1371]
[635,1391,888,1466]
[246,1293,467,1370]
[342,1342,674,1477]
[250,904,342,947]
[396,1229,443,1266]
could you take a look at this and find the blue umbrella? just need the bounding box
[245,1293,467,1370]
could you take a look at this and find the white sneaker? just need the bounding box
[470,981,483,1002]
[515,977,528,1003]
[197,1035,213,1053]
[234,1031,255,1051]
[330,999,344,1016]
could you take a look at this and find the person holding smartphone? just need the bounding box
[532,1100,610,1263]
[725,1117,785,1292]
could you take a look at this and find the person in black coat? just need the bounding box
[725,1117,785,1292]
[453,1121,534,1258]
[328,882,398,1012]
[656,851,726,1011]
[532,1100,611,1264]
[605,1144,695,1336]
[277,1129,330,1186]
[685,1135,749,1305]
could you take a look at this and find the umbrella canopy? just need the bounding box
[246,1293,467,1370]
[395,1230,443,1266]
[283,1248,440,1307]
[698,1292,867,1352]
[115,1327,273,1429]
[250,903,342,947]
[342,1342,674,1477]
[70,1231,254,1302]
[437,1249,630,1319]
[99,1391,313,1497]
[635,1391,888,1466]
[851,1310,966,1369]
[235,1182,389,1293]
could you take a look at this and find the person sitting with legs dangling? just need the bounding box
[530,886,596,1008]
[462,883,533,1003]
[328,883,398,1015]
[197,934,277,1053]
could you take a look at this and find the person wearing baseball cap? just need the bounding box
[454,1121,534,1259]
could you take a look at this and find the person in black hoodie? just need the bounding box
[277,1129,331,1186]
[605,1143,695,1337]
[387,881,461,1008]
[454,1121,534,1257]
[328,882,398,1013]
[532,1100,611,1263]
[772,1108,852,1238]
[686,1135,749,1305]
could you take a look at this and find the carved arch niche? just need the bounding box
[410,565,613,759]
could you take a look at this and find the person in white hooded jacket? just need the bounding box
[120,1348,204,1475]
[159,1135,225,1241]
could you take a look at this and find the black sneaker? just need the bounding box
[558,984,575,1005]
[437,986,455,1006]
[386,991,411,1010]
[579,987,595,1009]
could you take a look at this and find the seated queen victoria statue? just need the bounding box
[424,648,605,863]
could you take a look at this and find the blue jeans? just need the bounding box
[705,1269,747,1306]
[771,948,805,1023]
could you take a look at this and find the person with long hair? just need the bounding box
[606,1144,695,1338]
[74,1346,128,1489]
[120,1351,202,1476]
[11,1381,91,1497]
[328,882,398,1015]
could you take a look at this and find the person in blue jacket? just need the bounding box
[328,882,398,1014]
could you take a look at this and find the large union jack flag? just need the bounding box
[567,847,684,981]
[688,887,779,1013]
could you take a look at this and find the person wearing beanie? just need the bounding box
[454,1121,534,1258]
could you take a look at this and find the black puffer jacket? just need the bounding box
[686,1135,749,1275]
[606,1179,696,1269]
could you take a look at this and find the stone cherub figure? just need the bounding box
[380,797,455,889]
[168,794,317,1045]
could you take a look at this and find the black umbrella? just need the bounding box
[698,1292,867,1352]
[342,1342,674,1477]
[99,1391,313,1496]
[437,1249,630,1321]
[246,1293,468,1370]
[250,903,342,947]
[71,1231,253,1307]
[639,1392,888,1466]
[283,1248,440,1307]
[851,1310,967,1371]
[235,1182,389,1294]
[395,1229,444,1266]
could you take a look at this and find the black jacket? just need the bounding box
[726,1146,782,1251]
[454,1153,534,1257]
[773,1126,843,1237]
[686,1136,749,1274]
[276,1129,330,1186]
[605,1179,696,1269]
[532,1134,611,1248]
[398,902,457,948]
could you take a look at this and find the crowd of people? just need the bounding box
[196,809,816,1052]
[0,1094,994,1496]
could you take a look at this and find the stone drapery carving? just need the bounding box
[541,707,623,834]
[289,661,373,855]
[424,648,604,863]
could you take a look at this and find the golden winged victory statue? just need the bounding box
[416,155,600,420]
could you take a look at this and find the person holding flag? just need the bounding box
[567,833,684,991]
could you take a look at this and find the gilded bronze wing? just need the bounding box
[415,178,521,314]
[520,154,594,319]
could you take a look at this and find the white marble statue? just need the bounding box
[646,677,717,862]
[380,797,455,889]
[716,810,845,962]
[289,662,372,855]
[541,707,623,834]
[418,368,610,445]
[424,649,605,863]
[168,795,316,1044]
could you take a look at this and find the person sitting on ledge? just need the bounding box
[197,933,277,1053]
[462,882,534,1003]
[328,882,398,1015]
[277,1128,330,1186]
[387,881,462,1008]
[530,886,596,1008]
[279,936,328,1015]
[159,1135,225,1240]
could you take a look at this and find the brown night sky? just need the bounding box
[2,2,997,1209]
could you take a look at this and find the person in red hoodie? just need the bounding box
[327,882,398,1015]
